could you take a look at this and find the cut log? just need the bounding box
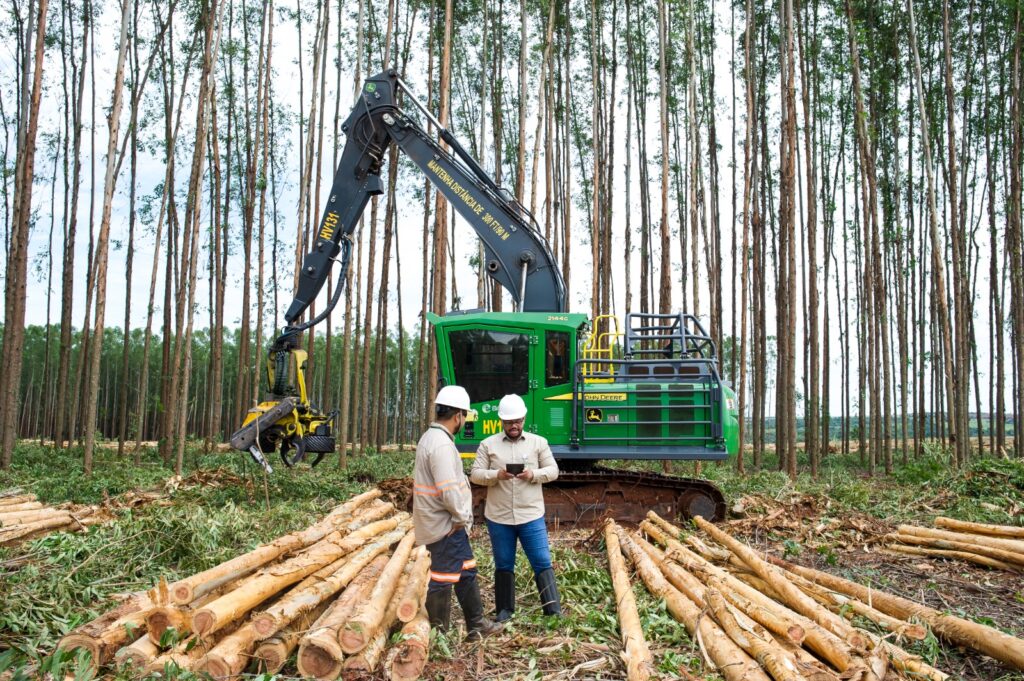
[341,565,411,678]
[883,544,1022,572]
[642,516,859,673]
[253,601,331,675]
[339,530,417,654]
[642,519,809,644]
[894,532,1024,567]
[773,556,1024,672]
[388,608,431,681]
[633,531,807,653]
[57,592,153,669]
[872,636,949,681]
[686,534,732,562]
[0,509,95,545]
[704,588,803,681]
[295,554,390,676]
[0,501,43,514]
[193,519,406,639]
[780,564,928,640]
[195,622,265,680]
[898,524,1024,555]
[603,520,654,681]
[693,516,867,651]
[290,513,406,593]
[397,546,431,622]
[766,631,843,681]
[0,508,69,526]
[169,489,383,605]
[114,634,160,669]
[614,525,769,681]
[145,629,231,675]
[0,493,37,506]
[251,524,410,640]
[934,516,1024,539]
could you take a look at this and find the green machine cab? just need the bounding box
[429,310,739,464]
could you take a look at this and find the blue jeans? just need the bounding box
[486,517,552,574]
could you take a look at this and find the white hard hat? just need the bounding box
[497,394,528,420]
[435,385,472,411]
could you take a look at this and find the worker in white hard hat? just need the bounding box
[470,393,561,621]
[413,385,502,640]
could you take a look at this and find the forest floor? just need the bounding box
[0,443,1023,680]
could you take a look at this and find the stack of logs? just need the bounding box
[0,491,102,546]
[57,488,436,681]
[605,512,1024,681]
[885,517,1024,573]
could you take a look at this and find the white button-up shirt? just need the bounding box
[470,431,559,525]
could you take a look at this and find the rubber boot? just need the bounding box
[426,586,452,633]
[534,568,562,617]
[454,577,503,640]
[494,570,515,623]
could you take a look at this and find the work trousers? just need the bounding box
[425,527,478,593]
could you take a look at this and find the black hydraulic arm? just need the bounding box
[281,69,566,343]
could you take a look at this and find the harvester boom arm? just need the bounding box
[283,69,566,339]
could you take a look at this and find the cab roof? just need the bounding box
[426,310,589,332]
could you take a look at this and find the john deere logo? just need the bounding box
[365,82,377,93]
[586,408,603,423]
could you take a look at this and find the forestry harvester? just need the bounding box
[230,70,739,523]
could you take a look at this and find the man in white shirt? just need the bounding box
[470,393,561,621]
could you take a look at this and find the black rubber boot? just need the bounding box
[455,577,503,640]
[426,586,452,633]
[494,570,515,623]
[534,568,562,617]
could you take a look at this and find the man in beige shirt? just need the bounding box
[413,385,501,640]
[470,394,561,621]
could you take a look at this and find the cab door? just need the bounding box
[444,325,536,450]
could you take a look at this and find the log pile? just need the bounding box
[54,488,436,680]
[605,511,1024,681]
[0,490,105,546]
[884,517,1024,573]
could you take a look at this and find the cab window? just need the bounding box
[449,329,530,403]
[545,331,570,386]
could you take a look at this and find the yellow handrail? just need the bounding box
[581,314,622,383]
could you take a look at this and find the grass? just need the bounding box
[1,441,1022,679]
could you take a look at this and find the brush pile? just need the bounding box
[0,490,106,546]
[56,488,435,681]
[884,516,1024,572]
[606,512,1024,681]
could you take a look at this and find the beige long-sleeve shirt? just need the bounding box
[470,431,559,525]
[413,423,474,545]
